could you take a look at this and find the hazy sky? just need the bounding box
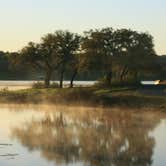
[0,0,165,54]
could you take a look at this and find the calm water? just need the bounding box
[0,104,166,166]
[0,81,96,90]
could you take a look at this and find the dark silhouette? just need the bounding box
[4,27,166,87]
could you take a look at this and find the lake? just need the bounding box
[0,81,96,90]
[0,104,166,166]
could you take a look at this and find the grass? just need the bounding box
[0,87,95,104]
[0,86,166,109]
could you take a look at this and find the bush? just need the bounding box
[1,87,9,92]
[94,78,141,89]
[93,78,111,88]
[32,82,45,89]
[50,82,59,88]
[32,82,60,89]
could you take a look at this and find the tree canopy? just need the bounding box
[4,28,164,87]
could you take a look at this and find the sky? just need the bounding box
[0,0,165,55]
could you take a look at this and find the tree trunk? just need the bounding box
[70,70,78,88]
[120,66,128,82]
[134,71,138,82]
[45,69,52,88]
[105,71,112,86]
[59,69,65,88]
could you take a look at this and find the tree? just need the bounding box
[10,28,157,88]
[16,31,81,88]
[112,29,156,83]
[40,33,62,87]
[82,28,156,86]
[67,53,83,88]
[52,31,81,88]
[82,28,115,85]
[20,39,60,87]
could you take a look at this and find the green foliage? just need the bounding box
[17,31,81,88]
[2,27,165,87]
[0,51,29,79]
[51,82,60,88]
[82,28,156,85]
[52,31,81,88]
[94,77,140,89]
[0,87,166,109]
[32,82,46,89]
[32,82,59,89]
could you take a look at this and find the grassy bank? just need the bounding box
[0,86,166,110]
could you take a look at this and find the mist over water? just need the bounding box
[0,104,166,166]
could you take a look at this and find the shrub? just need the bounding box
[50,82,59,88]
[93,78,111,88]
[94,78,141,89]
[32,82,45,89]
[32,82,60,89]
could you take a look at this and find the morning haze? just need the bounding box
[0,0,165,54]
[0,1,166,166]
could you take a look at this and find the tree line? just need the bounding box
[7,27,165,88]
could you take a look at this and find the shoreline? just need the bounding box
[0,87,165,110]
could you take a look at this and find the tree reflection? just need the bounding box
[12,108,161,166]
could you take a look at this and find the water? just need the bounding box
[141,81,160,85]
[0,81,96,90]
[0,104,166,166]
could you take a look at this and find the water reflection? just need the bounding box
[11,107,162,166]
